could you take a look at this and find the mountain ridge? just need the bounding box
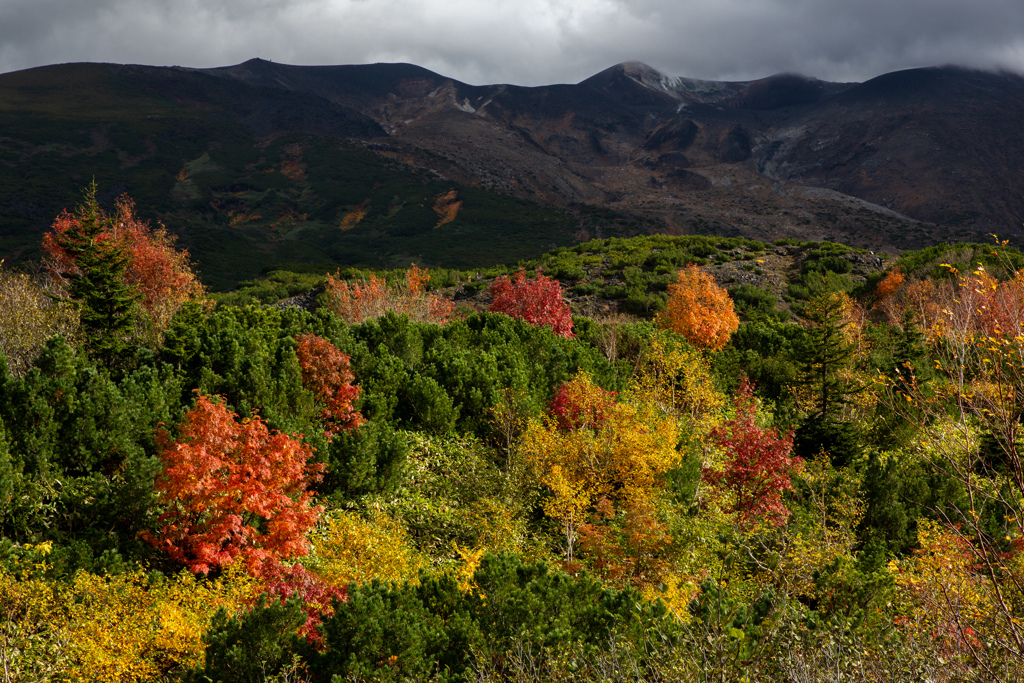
[0,58,1021,287]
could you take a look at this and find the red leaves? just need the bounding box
[44,193,203,332]
[548,377,617,432]
[707,378,800,529]
[295,333,363,437]
[145,395,324,575]
[257,559,347,645]
[489,268,574,338]
[322,264,454,324]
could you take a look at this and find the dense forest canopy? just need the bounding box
[2,187,1024,681]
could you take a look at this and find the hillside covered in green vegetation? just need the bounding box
[3,191,1024,681]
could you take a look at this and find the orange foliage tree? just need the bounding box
[655,264,739,350]
[488,268,574,338]
[874,267,905,301]
[322,264,454,324]
[295,333,363,437]
[43,192,204,338]
[145,395,324,575]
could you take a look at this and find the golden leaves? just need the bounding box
[340,198,370,231]
[307,510,424,589]
[0,559,256,683]
[519,371,681,561]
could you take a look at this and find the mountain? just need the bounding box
[1,59,1022,287]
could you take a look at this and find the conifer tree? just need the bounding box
[795,292,862,464]
[798,291,857,419]
[48,182,139,365]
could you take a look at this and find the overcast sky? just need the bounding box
[2,0,1023,85]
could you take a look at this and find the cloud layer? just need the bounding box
[3,0,1023,85]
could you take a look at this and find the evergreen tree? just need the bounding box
[892,310,932,389]
[798,292,857,419]
[50,182,139,366]
[795,292,863,465]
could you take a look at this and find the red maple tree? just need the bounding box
[44,193,204,333]
[257,559,347,644]
[489,268,574,338]
[548,377,618,432]
[295,333,363,437]
[145,395,325,575]
[706,378,800,529]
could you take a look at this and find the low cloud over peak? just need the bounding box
[2,0,1023,85]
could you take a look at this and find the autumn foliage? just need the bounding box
[521,372,680,560]
[0,552,259,683]
[432,189,463,229]
[295,333,363,437]
[548,378,617,432]
[146,395,324,575]
[872,262,1024,340]
[489,268,575,338]
[258,559,346,644]
[707,378,800,529]
[43,193,204,335]
[655,264,739,350]
[322,264,454,324]
[874,267,905,301]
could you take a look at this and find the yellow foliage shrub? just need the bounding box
[629,331,724,436]
[890,520,991,656]
[519,371,681,562]
[0,549,257,683]
[308,509,425,589]
[0,266,78,376]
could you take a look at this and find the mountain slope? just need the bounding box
[0,59,1021,288]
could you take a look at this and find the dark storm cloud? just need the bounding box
[1,0,1022,85]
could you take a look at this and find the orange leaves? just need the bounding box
[488,268,574,338]
[295,333,363,437]
[146,395,324,575]
[43,192,204,335]
[340,199,369,231]
[978,270,1024,337]
[891,520,991,663]
[655,264,738,350]
[432,189,463,229]
[875,267,905,301]
[873,262,1024,341]
[323,265,454,324]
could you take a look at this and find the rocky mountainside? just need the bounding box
[196,59,1024,247]
[1,58,1021,286]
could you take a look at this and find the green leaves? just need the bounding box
[44,182,139,367]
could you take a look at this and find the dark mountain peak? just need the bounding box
[617,60,667,85]
[203,59,458,98]
[729,72,848,110]
[580,62,719,108]
[831,64,1024,108]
